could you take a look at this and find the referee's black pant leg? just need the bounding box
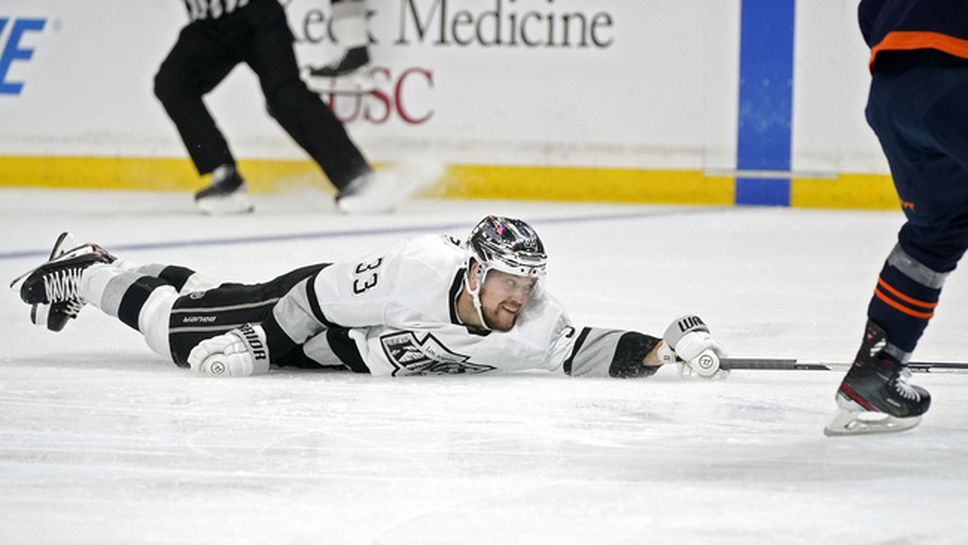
[154,23,240,175]
[242,1,369,190]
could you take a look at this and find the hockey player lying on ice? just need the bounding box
[12,216,726,379]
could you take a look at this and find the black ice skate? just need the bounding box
[9,232,116,332]
[336,171,383,214]
[824,321,931,436]
[335,162,443,214]
[30,298,85,332]
[335,169,405,214]
[302,47,375,95]
[194,165,254,215]
[30,232,84,331]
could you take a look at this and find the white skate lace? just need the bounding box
[42,267,84,303]
[892,367,920,401]
[62,298,85,318]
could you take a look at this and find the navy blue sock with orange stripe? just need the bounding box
[867,262,941,355]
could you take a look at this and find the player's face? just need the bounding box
[479,269,536,331]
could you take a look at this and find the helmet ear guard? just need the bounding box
[465,257,489,330]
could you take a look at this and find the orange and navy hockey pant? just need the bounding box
[864,53,968,357]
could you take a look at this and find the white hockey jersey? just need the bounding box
[267,234,657,378]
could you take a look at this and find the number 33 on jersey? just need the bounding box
[352,257,384,294]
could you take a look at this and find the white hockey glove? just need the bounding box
[658,315,728,379]
[187,323,270,377]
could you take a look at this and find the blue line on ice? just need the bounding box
[0,207,729,261]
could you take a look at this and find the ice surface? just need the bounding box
[1,189,967,545]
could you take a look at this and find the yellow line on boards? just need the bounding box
[791,174,899,210]
[0,156,324,193]
[0,155,900,210]
[428,164,735,205]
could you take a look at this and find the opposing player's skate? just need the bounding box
[302,48,375,95]
[824,321,931,436]
[195,165,254,215]
[10,232,116,332]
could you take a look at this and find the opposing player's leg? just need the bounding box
[827,61,968,436]
[302,0,375,95]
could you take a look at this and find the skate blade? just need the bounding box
[49,232,75,260]
[30,303,47,328]
[824,409,922,437]
[196,193,254,215]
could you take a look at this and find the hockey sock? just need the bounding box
[115,261,219,295]
[115,262,195,290]
[81,264,179,358]
[867,244,947,360]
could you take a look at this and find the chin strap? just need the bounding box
[465,263,491,331]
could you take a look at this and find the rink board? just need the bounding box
[0,1,900,210]
[0,154,901,210]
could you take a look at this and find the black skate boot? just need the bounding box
[28,232,83,331]
[334,169,403,214]
[194,164,253,215]
[824,321,931,436]
[25,233,117,331]
[31,298,85,332]
[10,232,116,332]
[303,47,375,94]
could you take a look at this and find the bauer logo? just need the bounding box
[0,17,46,95]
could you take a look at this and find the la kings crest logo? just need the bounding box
[380,331,495,376]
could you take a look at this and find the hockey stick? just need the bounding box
[721,358,968,374]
